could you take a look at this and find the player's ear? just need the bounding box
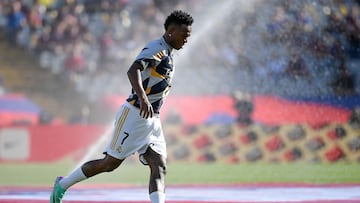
[167,24,177,36]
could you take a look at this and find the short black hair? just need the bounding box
[164,10,193,31]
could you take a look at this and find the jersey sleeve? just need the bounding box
[135,45,167,70]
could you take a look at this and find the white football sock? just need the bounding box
[150,191,165,203]
[59,167,87,190]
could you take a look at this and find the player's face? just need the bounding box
[170,24,192,50]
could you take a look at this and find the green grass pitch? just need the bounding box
[1,161,360,186]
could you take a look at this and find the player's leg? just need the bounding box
[63,154,123,186]
[143,147,167,203]
[51,103,135,203]
[50,154,123,203]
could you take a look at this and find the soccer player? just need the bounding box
[50,10,193,203]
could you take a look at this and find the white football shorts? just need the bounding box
[104,102,167,165]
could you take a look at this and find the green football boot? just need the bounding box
[50,176,66,203]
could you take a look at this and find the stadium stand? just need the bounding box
[1,0,359,98]
[164,122,360,163]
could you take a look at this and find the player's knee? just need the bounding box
[151,162,166,179]
[149,160,166,177]
[159,163,167,176]
[102,156,122,172]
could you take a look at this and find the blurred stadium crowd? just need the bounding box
[0,0,359,100]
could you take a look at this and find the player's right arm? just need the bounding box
[127,62,154,119]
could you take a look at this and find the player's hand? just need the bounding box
[139,98,154,119]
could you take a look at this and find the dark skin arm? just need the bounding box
[127,62,154,118]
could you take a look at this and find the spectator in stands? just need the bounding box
[332,62,356,96]
[64,41,86,74]
[349,107,360,129]
[38,0,54,8]
[66,24,82,44]
[344,5,360,58]
[267,52,287,80]
[330,38,346,67]
[233,90,254,126]
[0,2,6,28]
[5,1,26,45]
[285,51,311,80]
[266,5,289,42]
[50,21,67,49]
[25,0,43,33]
[98,29,114,65]
[34,25,52,53]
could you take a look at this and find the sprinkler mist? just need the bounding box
[172,0,258,95]
[72,124,114,172]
